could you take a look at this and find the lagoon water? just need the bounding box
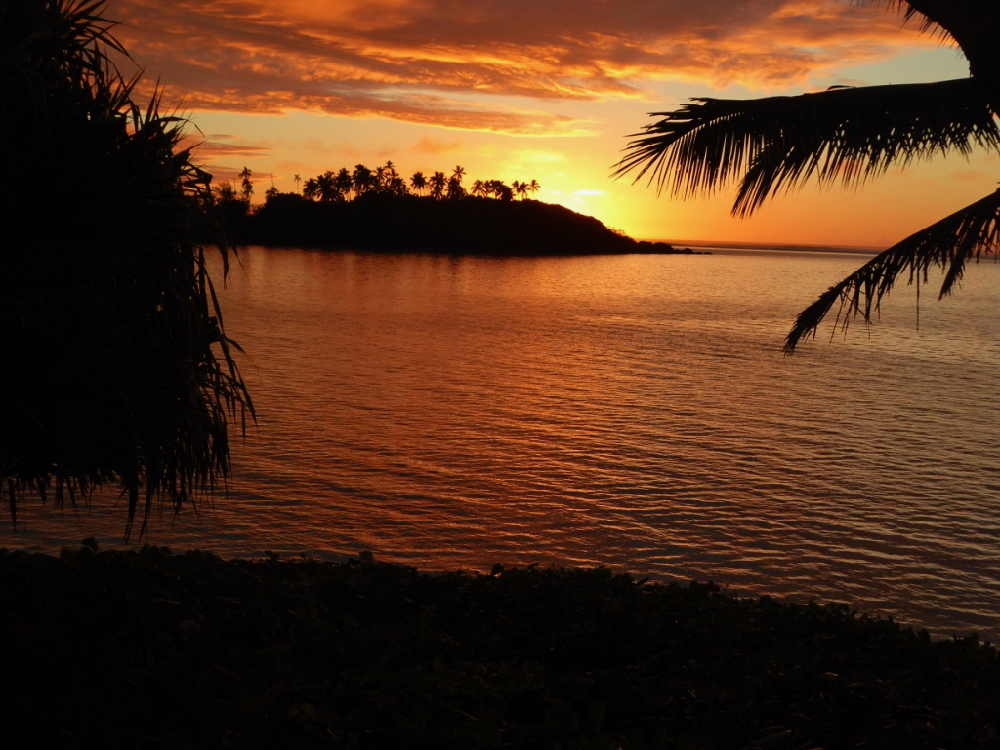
[3,245,998,639]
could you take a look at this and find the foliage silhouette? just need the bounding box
[0,0,253,537]
[615,0,1000,351]
[2,548,998,748]
[231,191,686,256]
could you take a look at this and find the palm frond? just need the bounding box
[613,79,999,217]
[784,187,1000,352]
[858,1,948,38]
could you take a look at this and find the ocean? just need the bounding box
[3,244,998,639]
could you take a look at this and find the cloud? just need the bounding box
[412,136,464,155]
[192,138,272,160]
[110,0,936,134]
[947,168,995,182]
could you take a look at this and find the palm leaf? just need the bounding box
[861,1,946,36]
[784,187,1000,352]
[613,79,1000,217]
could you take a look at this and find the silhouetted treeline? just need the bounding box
[216,191,689,256]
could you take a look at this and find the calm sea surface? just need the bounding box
[3,245,998,639]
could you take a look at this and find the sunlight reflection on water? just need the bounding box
[3,246,998,639]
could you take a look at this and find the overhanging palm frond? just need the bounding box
[613,79,999,217]
[784,187,1000,352]
[861,1,946,37]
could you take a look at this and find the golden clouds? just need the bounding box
[110,0,930,135]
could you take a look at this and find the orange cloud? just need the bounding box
[110,0,938,132]
[412,136,464,155]
[193,138,271,160]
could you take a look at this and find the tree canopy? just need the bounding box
[0,0,253,536]
[615,0,1000,351]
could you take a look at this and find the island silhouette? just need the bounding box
[214,163,698,256]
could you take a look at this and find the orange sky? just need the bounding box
[110,0,996,248]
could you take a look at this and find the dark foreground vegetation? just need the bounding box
[3,545,996,749]
[220,191,690,256]
[2,0,253,534]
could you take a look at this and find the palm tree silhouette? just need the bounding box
[487,180,514,201]
[303,177,319,200]
[316,171,338,202]
[352,164,373,196]
[616,1,1000,352]
[239,166,253,202]
[410,171,427,195]
[430,171,447,200]
[335,168,354,200]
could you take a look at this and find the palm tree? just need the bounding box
[293,173,302,192]
[410,171,427,195]
[316,171,339,202]
[335,167,354,200]
[527,179,540,197]
[352,164,373,196]
[447,165,467,199]
[430,171,447,200]
[388,176,408,196]
[615,1,1000,352]
[2,0,253,536]
[486,179,514,201]
[239,166,253,202]
[446,174,466,200]
[303,177,319,200]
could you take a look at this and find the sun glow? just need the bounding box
[112,0,989,247]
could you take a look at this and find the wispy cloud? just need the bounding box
[111,0,935,135]
[193,137,271,160]
[411,136,465,155]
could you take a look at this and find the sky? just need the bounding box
[109,0,996,247]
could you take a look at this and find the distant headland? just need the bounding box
[213,164,703,256]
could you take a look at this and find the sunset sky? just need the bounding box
[110,0,995,247]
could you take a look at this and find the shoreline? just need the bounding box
[658,238,880,255]
[3,544,996,747]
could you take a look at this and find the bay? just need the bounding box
[3,245,998,639]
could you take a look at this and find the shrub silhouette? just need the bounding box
[0,0,253,537]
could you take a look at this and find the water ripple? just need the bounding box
[2,247,997,640]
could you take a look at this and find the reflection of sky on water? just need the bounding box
[4,247,998,640]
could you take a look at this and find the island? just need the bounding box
[216,190,700,256]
